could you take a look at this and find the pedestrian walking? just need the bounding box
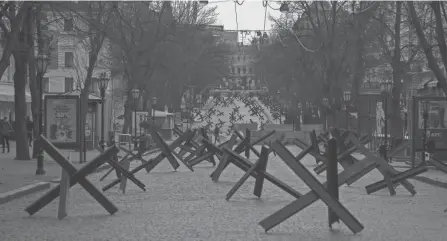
[1,117,13,153]
[214,125,220,144]
[26,116,33,147]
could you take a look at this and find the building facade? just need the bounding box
[43,14,111,94]
[206,25,263,90]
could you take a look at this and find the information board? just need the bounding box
[44,95,80,149]
[413,98,447,151]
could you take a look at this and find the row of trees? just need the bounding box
[0,1,230,160]
[255,1,447,138]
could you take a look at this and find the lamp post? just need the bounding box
[35,53,49,175]
[97,73,109,151]
[276,90,281,124]
[132,88,140,150]
[152,96,158,124]
[343,90,351,129]
[322,97,329,130]
[422,101,430,164]
[380,79,393,162]
[297,102,302,129]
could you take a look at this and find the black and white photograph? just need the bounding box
[0,1,447,240]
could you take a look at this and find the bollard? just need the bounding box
[327,138,339,227]
[245,128,251,159]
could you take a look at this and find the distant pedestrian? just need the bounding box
[214,125,220,144]
[26,116,33,147]
[1,117,13,153]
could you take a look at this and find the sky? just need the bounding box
[211,0,282,31]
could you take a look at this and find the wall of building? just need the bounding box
[44,12,111,94]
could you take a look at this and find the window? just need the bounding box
[238,55,240,61]
[237,67,241,74]
[64,52,74,68]
[64,77,73,92]
[64,18,73,31]
[43,78,49,93]
[243,67,246,74]
[249,67,253,74]
[243,55,246,61]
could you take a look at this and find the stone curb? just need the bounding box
[0,181,51,205]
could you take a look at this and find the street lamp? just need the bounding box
[422,101,430,164]
[97,72,109,151]
[343,90,351,129]
[322,97,329,130]
[35,53,50,175]
[132,88,140,150]
[380,79,393,162]
[152,96,158,123]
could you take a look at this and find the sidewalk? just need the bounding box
[0,143,102,194]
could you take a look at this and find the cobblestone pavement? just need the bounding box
[1,146,447,241]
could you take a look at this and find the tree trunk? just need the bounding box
[79,51,98,163]
[0,3,31,79]
[408,2,447,94]
[390,1,403,141]
[13,52,30,160]
[28,5,40,158]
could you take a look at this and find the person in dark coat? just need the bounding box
[1,117,13,153]
[26,116,33,147]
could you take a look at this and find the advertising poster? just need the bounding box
[45,96,79,146]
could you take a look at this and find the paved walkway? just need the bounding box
[0,143,102,193]
[1,146,446,241]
